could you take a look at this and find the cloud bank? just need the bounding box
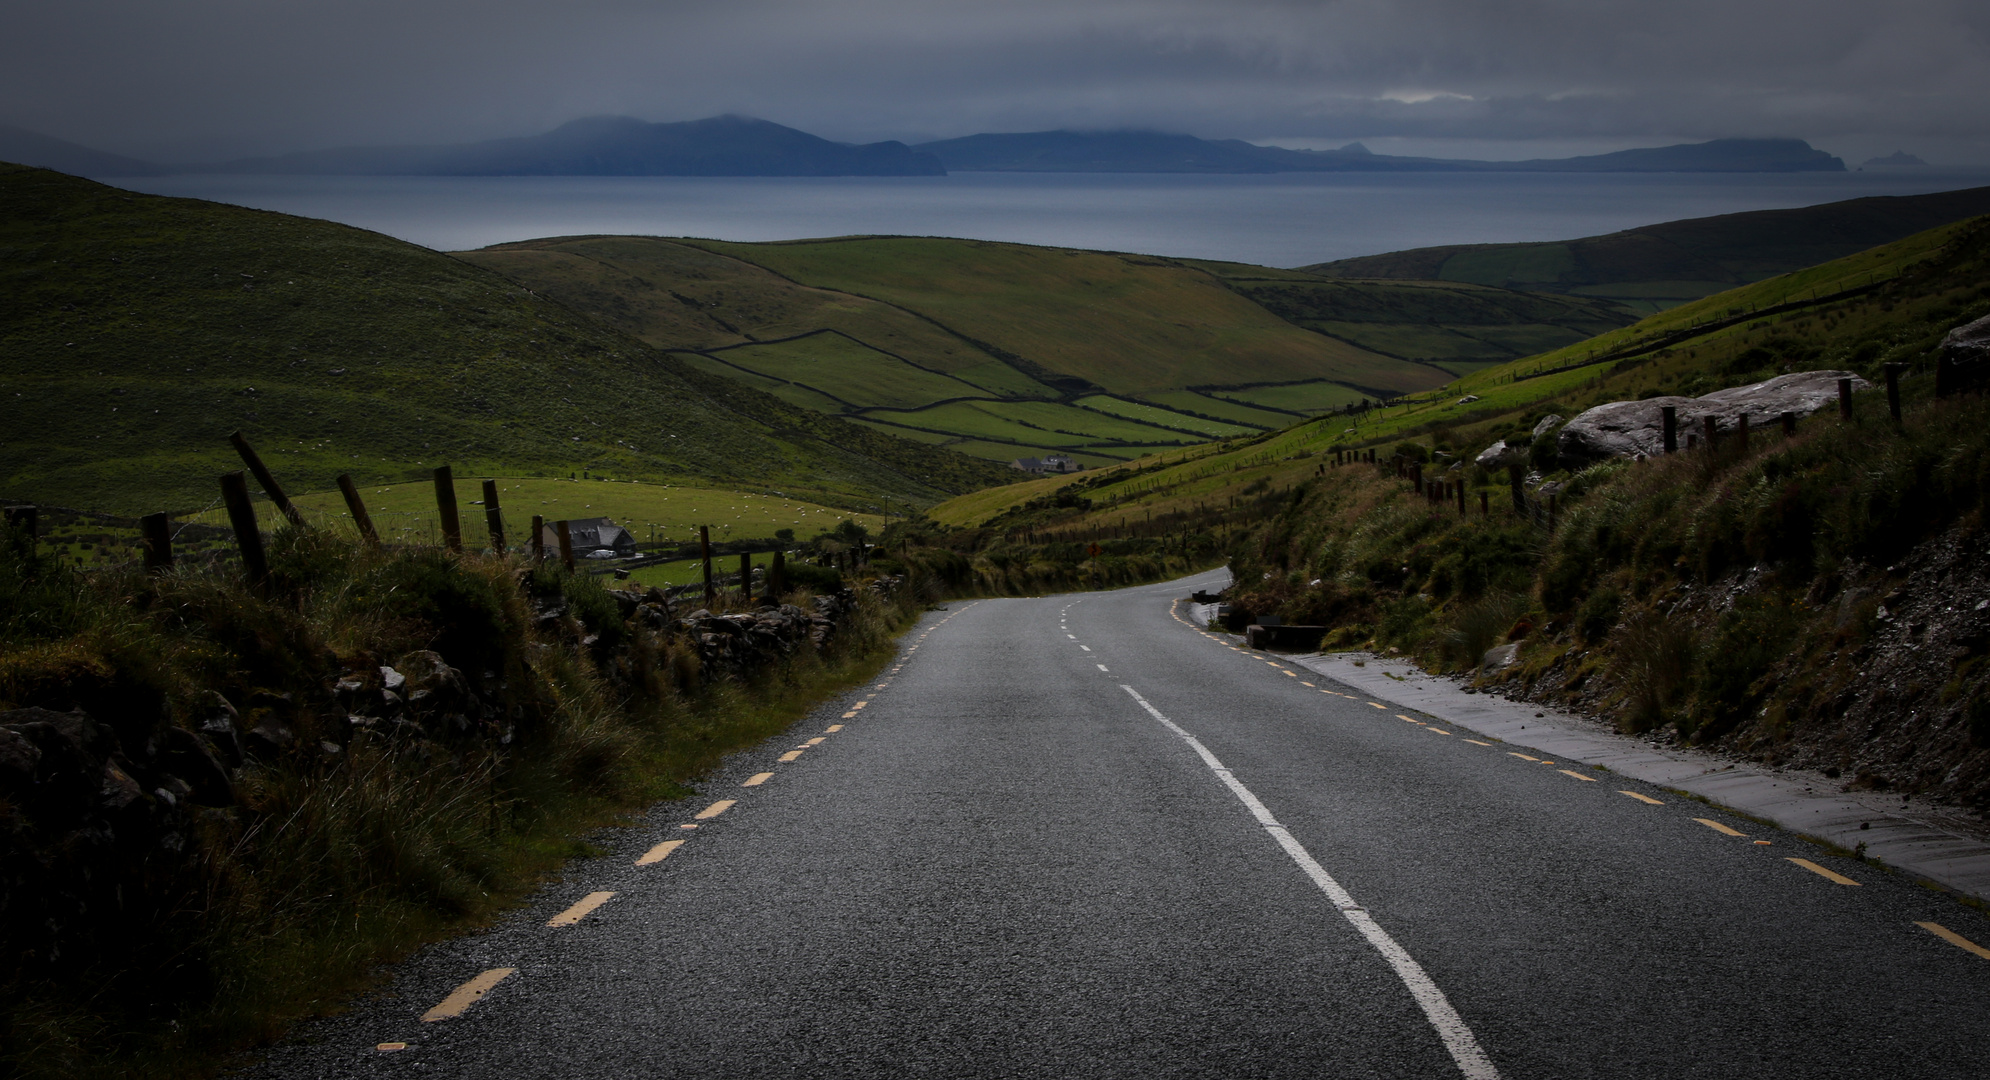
[6,0,1987,163]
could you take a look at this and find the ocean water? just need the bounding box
[113,169,1990,267]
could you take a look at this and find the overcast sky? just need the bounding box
[7,0,1989,164]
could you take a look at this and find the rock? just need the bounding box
[1532,415,1565,438]
[1557,370,1869,466]
[1482,643,1522,672]
[379,665,406,692]
[244,720,293,760]
[1939,313,1990,396]
[1475,440,1526,469]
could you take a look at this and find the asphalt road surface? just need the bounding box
[254,570,1990,1079]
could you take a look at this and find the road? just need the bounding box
[256,570,1990,1079]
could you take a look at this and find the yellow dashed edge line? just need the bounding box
[1558,769,1596,781]
[778,749,804,762]
[1787,858,1860,885]
[422,968,516,1022]
[1619,790,1664,805]
[695,799,736,820]
[742,772,774,787]
[1694,817,1747,837]
[636,839,685,865]
[1917,922,1990,960]
[548,891,615,927]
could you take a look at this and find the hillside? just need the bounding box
[0,164,1013,516]
[1306,185,1990,313]
[463,235,1479,466]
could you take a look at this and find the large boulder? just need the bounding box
[1474,439,1526,469]
[1939,313,1990,396]
[1557,370,1868,466]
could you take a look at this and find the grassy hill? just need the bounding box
[0,164,1015,517]
[1305,186,1990,314]
[926,209,1990,533]
[463,235,1634,466]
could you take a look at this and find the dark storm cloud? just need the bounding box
[5,0,1987,161]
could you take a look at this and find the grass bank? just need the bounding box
[0,525,922,1080]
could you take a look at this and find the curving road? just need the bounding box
[254,570,1990,1079]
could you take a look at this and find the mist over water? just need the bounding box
[116,170,1990,266]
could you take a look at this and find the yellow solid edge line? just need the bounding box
[1917,921,1990,960]
[1693,817,1747,837]
[1558,769,1597,781]
[636,839,685,865]
[422,968,516,1022]
[742,772,774,787]
[1787,858,1860,885]
[548,890,616,927]
[1619,790,1665,805]
[695,799,737,820]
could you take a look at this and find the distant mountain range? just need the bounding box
[911,131,1846,174]
[1,115,1848,177]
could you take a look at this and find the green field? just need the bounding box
[708,332,990,411]
[1076,395,1258,437]
[1138,390,1296,427]
[1213,381,1370,414]
[679,237,1444,398]
[184,477,884,549]
[0,166,1017,516]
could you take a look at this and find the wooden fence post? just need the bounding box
[336,474,379,546]
[1661,406,1678,454]
[219,471,268,590]
[1884,363,1904,422]
[1507,464,1524,514]
[140,512,173,573]
[531,515,545,563]
[700,525,715,604]
[1479,491,1489,516]
[769,549,786,602]
[1839,377,1853,420]
[555,519,574,572]
[229,431,306,528]
[1456,480,1466,515]
[1781,411,1797,437]
[481,479,505,554]
[739,551,752,604]
[433,466,461,552]
[1703,415,1719,451]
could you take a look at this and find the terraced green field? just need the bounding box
[1075,396,1258,438]
[1213,381,1370,414]
[1139,390,1297,426]
[708,332,989,411]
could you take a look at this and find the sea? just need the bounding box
[113,169,1990,267]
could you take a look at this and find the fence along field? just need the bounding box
[12,432,884,587]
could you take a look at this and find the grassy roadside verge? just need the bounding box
[0,529,920,1080]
